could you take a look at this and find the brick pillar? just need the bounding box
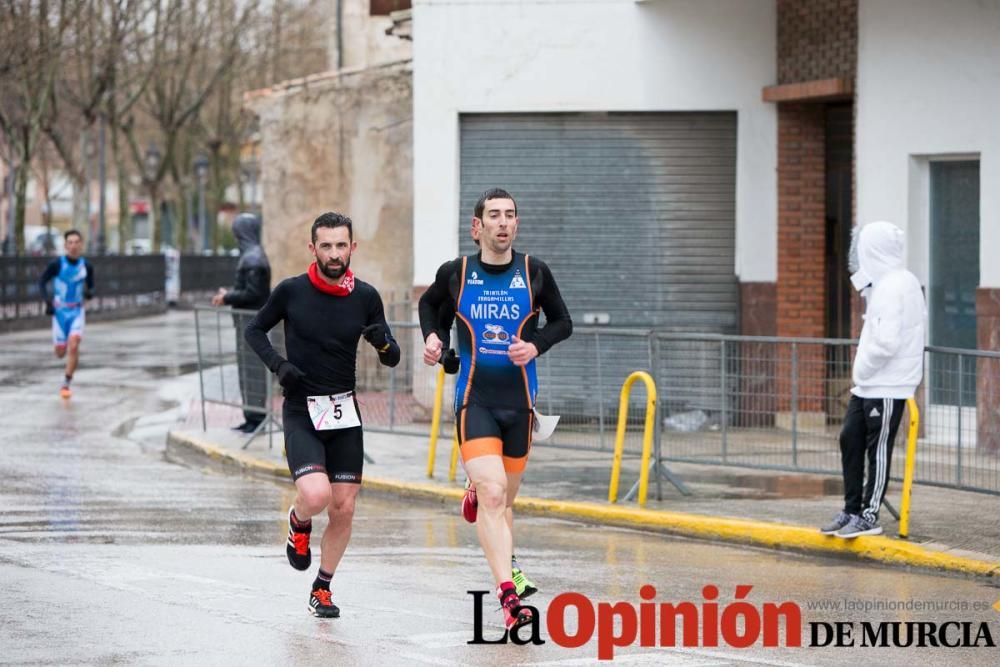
[776,104,827,415]
[977,288,1000,452]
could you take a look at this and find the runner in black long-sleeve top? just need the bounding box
[418,188,572,631]
[245,212,399,619]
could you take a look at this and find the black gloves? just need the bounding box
[361,323,390,351]
[44,301,54,316]
[84,288,94,301]
[276,361,306,390]
[440,348,459,375]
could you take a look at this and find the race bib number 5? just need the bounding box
[307,391,361,431]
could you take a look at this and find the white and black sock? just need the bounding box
[313,569,333,591]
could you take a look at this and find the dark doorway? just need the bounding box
[823,104,854,423]
[824,103,853,340]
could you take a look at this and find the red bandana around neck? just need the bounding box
[308,262,355,296]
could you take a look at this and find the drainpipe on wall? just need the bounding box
[336,0,343,70]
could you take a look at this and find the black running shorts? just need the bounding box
[457,404,532,473]
[283,401,364,483]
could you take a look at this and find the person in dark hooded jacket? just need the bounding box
[214,213,271,310]
[213,213,272,432]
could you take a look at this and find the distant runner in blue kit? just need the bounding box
[419,188,572,631]
[38,230,95,399]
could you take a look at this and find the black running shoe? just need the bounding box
[232,422,259,433]
[286,507,312,571]
[309,587,340,618]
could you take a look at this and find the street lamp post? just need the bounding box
[144,144,161,252]
[83,132,95,254]
[2,166,15,255]
[193,153,209,253]
[97,115,107,254]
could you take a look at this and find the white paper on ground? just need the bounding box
[532,409,560,442]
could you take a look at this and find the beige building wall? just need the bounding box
[250,61,414,306]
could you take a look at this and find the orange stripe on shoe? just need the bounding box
[461,437,503,462]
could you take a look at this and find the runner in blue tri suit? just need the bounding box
[38,230,95,398]
[418,188,572,630]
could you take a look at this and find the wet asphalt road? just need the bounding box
[1,312,998,666]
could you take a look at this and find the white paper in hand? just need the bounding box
[532,408,560,443]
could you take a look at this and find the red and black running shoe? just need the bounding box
[286,507,312,571]
[309,587,340,618]
[499,587,533,631]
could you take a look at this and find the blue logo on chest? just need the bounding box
[460,259,532,354]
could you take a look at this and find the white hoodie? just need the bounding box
[851,221,927,399]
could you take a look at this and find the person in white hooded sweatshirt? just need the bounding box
[820,221,926,538]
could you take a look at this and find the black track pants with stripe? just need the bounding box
[839,395,906,523]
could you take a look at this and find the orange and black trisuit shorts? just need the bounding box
[457,404,533,473]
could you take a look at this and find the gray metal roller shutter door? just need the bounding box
[458,112,738,414]
[458,112,737,330]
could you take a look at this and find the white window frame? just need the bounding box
[907,153,980,447]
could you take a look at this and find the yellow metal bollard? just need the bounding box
[608,371,658,507]
[898,397,920,539]
[426,366,446,478]
[448,430,460,482]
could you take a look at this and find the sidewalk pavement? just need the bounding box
[167,402,1000,579]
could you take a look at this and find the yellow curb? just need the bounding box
[167,430,1000,579]
[363,476,466,503]
[167,431,290,479]
[511,497,1000,578]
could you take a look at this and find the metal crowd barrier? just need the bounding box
[192,306,440,447]
[522,330,999,495]
[190,306,1000,496]
[646,335,999,496]
[193,305,280,449]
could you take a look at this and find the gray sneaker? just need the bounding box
[820,511,853,535]
[835,515,883,538]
